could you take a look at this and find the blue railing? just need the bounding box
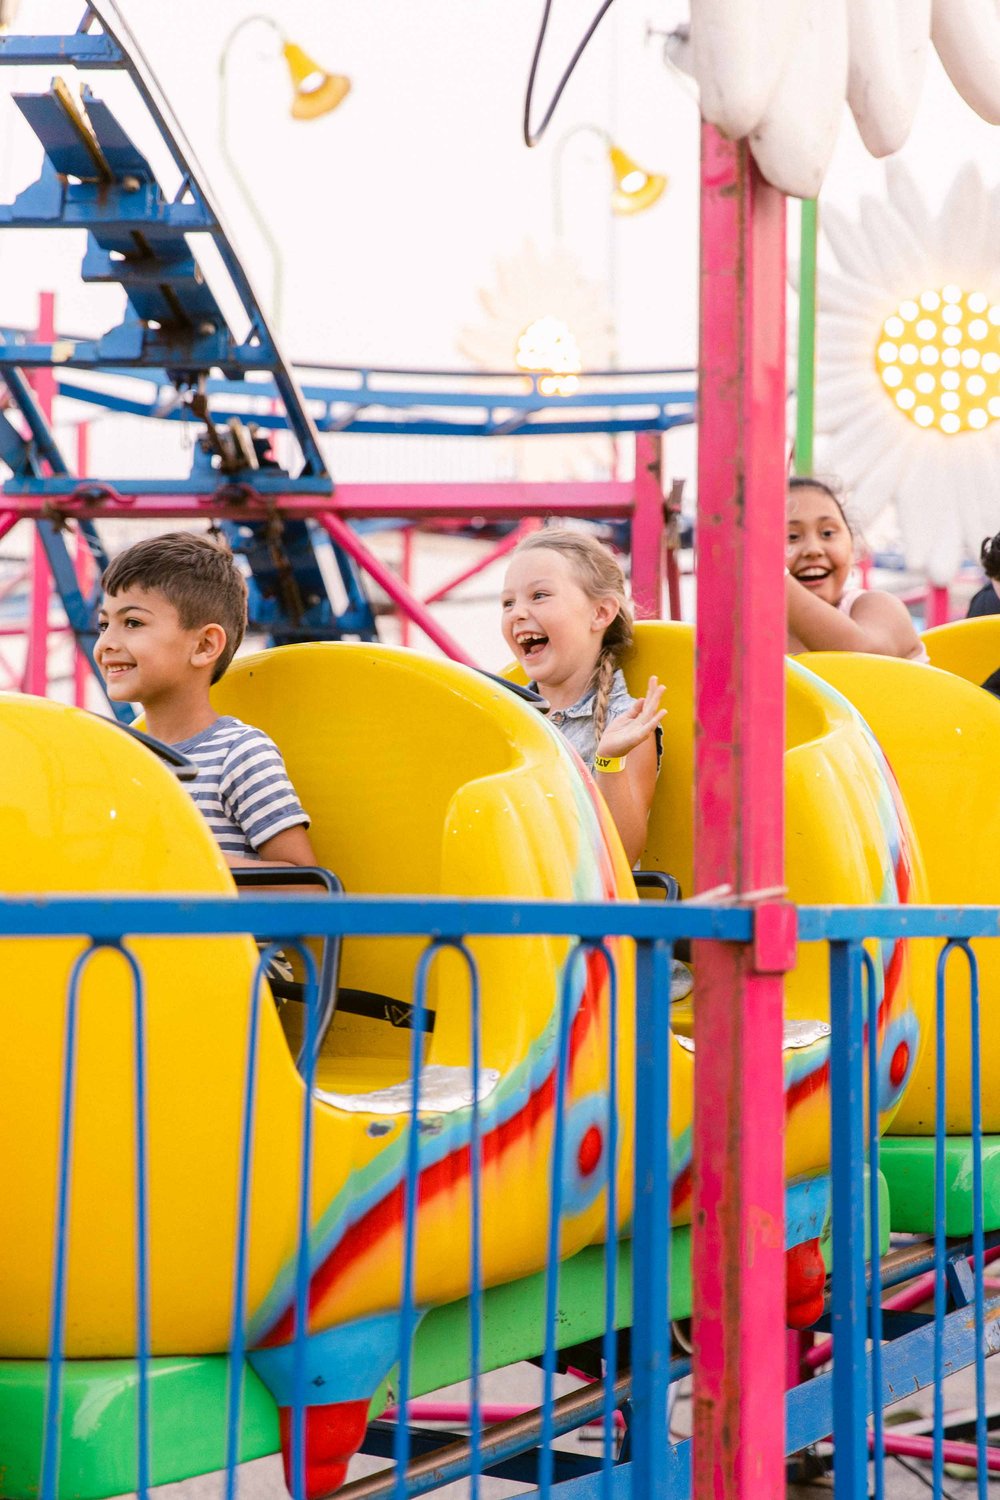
[1,894,997,1499]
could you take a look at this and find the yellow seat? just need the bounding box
[0,648,639,1362]
[795,652,1000,1134]
[0,635,930,1396]
[922,615,1000,686]
[508,622,931,1177]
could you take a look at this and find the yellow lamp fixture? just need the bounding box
[282,40,351,121]
[608,145,667,216]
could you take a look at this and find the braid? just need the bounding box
[592,647,618,746]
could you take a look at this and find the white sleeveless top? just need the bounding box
[838,587,929,664]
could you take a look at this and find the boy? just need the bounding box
[96,531,315,868]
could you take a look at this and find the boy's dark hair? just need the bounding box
[101,531,248,683]
[981,533,1000,581]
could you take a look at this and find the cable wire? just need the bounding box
[891,1453,962,1500]
[523,0,618,147]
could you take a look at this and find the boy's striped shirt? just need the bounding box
[173,716,309,857]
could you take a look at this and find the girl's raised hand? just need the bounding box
[596,675,666,760]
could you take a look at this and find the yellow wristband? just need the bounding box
[594,754,626,774]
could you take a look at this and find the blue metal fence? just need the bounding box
[1,894,997,1498]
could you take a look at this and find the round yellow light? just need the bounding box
[875,287,1000,435]
[515,315,582,397]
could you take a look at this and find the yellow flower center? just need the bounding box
[874,287,1000,436]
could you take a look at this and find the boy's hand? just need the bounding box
[596,675,666,761]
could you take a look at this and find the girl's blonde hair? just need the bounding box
[513,527,633,743]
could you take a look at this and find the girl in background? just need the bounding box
[786,476,928,662]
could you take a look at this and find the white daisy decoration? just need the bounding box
[687,0,1000,198]
[812,160,1000,583]
[458,240,615,481]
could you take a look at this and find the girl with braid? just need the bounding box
[501,528,665,866]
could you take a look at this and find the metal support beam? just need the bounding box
[691,129,788,1498]
[630,432,665,620]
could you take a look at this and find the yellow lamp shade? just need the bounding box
[608,145,667,216]
[282,41,351,121]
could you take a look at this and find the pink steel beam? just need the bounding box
[691,130,789,1499]
[803,1243,1000,1372]
[333,481,638,520]
[316,511,477,666]
[873,1430,1000,1475]
[0,482,639,523]
[25,292,57,698]
[630,432,665,619]
[74,422,91,708]
[422,520,540,607]
[399,526,414,649]
[382,1401,626,1433]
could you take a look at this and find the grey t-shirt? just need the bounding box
[533,668,639,773]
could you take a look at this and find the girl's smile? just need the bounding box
[501,548,616,709]
[786,485,854,607]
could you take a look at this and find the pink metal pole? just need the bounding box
[382,1401,626,1433]
[399,526,413,649]
[926,583,950,627]
[803,1243,1000,1372]
[422,520,539,606]
[665,549,681,621]
[74,422,91,708]
[873,1430,1000,1475]
[630,431,664,620]
[25,535,49,695]
[691,130,789,1498]
[24,292,57,697]
[664,469,684,622]
[316,511,477,666]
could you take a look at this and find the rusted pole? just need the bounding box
[691,128,789,1497]
[630,431,665,619]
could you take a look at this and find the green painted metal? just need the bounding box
[880,1136,1000,1234]
[0,1239,681,1498]
[367,1235,691,1415]
[3,1204,879,1494]
[405,1232,692,1403]
[0,1356,278,1500]
[794,197,818,475]
[819,1168,890,1268]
